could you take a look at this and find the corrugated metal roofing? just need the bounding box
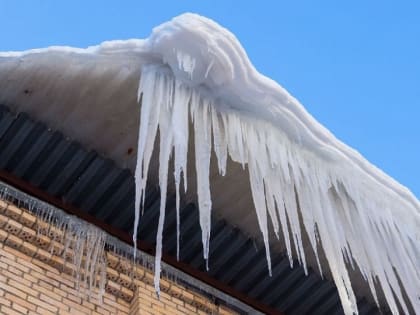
[0,104,386,315]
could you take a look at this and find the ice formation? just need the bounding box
[132,14,420,314]
[0,13,419,315]
[0,182,108,298]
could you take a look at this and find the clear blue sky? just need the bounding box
[1,1,419,197]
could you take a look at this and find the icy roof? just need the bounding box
[0,13,419,315]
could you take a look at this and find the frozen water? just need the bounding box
[1,13,419,314]
[134,13,420,314]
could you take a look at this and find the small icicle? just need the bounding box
[248,159,272,276]
[211,106,227,176]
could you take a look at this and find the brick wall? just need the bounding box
[0,199,239,315]
[0,244,130,315]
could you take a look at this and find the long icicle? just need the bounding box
[172,80,190,261]
[154,72,174,296]
[136,67,420,314]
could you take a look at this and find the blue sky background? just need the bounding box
[0,1,419,197]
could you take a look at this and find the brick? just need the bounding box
[44,271,63,285]
[40,292,63,306]
[1,305,22,315]
[180,289,194,300]
[0,214,8,227]
[0,269,20,282]
[0,200,8,210]
[67,293,82,304]
[104,296,130,312]
[94,307,110,315]
[185,302,197,312]
[49,254,65,268]
[176,304,194,314]
[34,281,53,291]
[33,250,55,271]
[151,303,167,314]
[19,242,37,257]
[12,301,29,314]
[4,293,36,312]
[171,295,185,306]
[3,244,31,262]
[81,299,95,310]
[93,298,120,314]
[0,260,7,269]
[8,279,38,297]
[0,246,17,261]
[0,229,8,242]
[4,204,22,220]
[6,265,23,277]
[9,258,31,276]
[36,306,56,315]
[120,286,133,299]
[38,288,63,302]
[60,284,80,298]
[0,295,11,307]
[18,257,42,273]
[116,297,130,308]
[27,296,58,313]
[40,276,60,288]
[5,232,23,249]
[0,281,27,300]
[19,212,36,228]
[57,273,76,288]
[63,298,91,313]
[21,273,37,285]
[160,296,177,309]
[52,286,68,298]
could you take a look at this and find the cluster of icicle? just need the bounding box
[0,183,113,300]
[0,183,108,298]
[1,180,196,301]
[133,65,419,314]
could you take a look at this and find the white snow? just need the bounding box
[1,13,419,315]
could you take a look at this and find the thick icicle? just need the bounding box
[95,13,420,314]
[136,66,419,314]
[133,67,162,257]
[172,80,190,261]
[153,93,173,296]
[191,95,213,267]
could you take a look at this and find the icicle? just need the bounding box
[248,160,272,276]
[134,65,419,315]
[211,106,227,176]
[153,70,174,296]
[172,80,190,261]
[133,67,162,258]
[192,96,213,266]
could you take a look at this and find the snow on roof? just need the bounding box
[1,13,419,315]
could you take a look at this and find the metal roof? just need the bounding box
[0,104,386,315]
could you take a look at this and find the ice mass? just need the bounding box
[0,13,419,315]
